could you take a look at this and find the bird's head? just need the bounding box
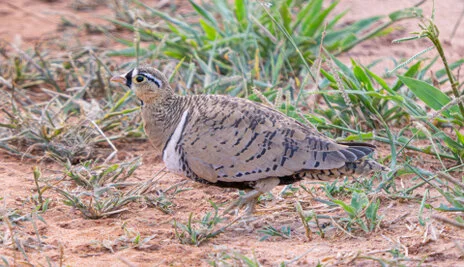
[110,66,173,104]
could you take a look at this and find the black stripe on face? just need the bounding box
[124,69,133,88]
[139,73,161,88]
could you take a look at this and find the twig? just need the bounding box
[68,53,85,87]
[432,214,464,229]
[414,0,427,7]
[89,120,117,163]
[295,200,312,241]
[118,257,137,267]
[0,76,13,89]
[437,171,464,190]
[428,94,464,120]
[30,212,43,251]
[329,216,364,240]
[1,199,16,250]
[454,240,464,257]
[282,247,315,265]
[250,15,277,43]
[129,167,168,195]
[155,0,171,8]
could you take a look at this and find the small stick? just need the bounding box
[432,214,464,229]
[68,53,85,87]
[437,171,464,190]
[453,240,464,257]
[118,257,137,267]
[0,76,13,89]
[89,120,117,163]
[329,216,364,240]
[428,95,464,120]
[59,242,64,267]
[282,247,315,265]
[295,200,312,241]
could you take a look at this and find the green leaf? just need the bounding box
[107,47,148,57]
[456,129,464,146]
[392,61,421,91]
[300,0,323,35]
[365,68,394,94]
[342,132,374,141]
[133,0,198,39]
[189,0,219,28]
[345,16,382,34]
[303,1,339,37]
[279,2,292,33]
[366,199,380,232]
[351,192,367,213]
[295,0,319,30]
[398,75,459,117]
[235,0,248,29]
[353,64,374,91]
[437,203,464,212]
[388,7,422,21]
[366,199,379,222]
[329,54,355,81]
[418,189,428,226]
[200,19,219,40]
[333,199,356,217]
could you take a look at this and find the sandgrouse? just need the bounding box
[111,66,387,214]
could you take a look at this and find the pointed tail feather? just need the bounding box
[305,159,389,181]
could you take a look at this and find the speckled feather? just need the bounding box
[114,66,387,191]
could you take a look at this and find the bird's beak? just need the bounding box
[110,75,126,85]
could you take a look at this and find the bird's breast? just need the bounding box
[162,110,189,174]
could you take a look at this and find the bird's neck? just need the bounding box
[142,95,189,152]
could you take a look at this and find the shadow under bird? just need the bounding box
[111,66,388,214]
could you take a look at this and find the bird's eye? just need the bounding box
[134,75,145,83]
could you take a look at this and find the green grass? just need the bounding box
[49,158,187,219]
[208,249,260,267]
[258,224,292,241]
[173,201,240,246]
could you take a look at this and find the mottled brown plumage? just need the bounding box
[111,66,388,213]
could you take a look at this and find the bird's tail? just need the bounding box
[305,159,389,181]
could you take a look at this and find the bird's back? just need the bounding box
[159,94,380,187]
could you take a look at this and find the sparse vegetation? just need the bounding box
[258,224,292,241]
[173,201,240,246]
[0,0,463,265]
[52,158,142,219]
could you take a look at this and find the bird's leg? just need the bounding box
[224,190,262,215]
[224,177,280,215]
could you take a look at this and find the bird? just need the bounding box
[110,66,388,214]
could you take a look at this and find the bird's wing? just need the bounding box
[179,95,374,183]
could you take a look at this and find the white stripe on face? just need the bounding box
[132,68,138,77]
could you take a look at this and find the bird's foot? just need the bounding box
[223,190,261,216]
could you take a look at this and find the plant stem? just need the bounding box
[428,23,464,117]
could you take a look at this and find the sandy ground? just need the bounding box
[337,0,464,69]
[1,0,464,266]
